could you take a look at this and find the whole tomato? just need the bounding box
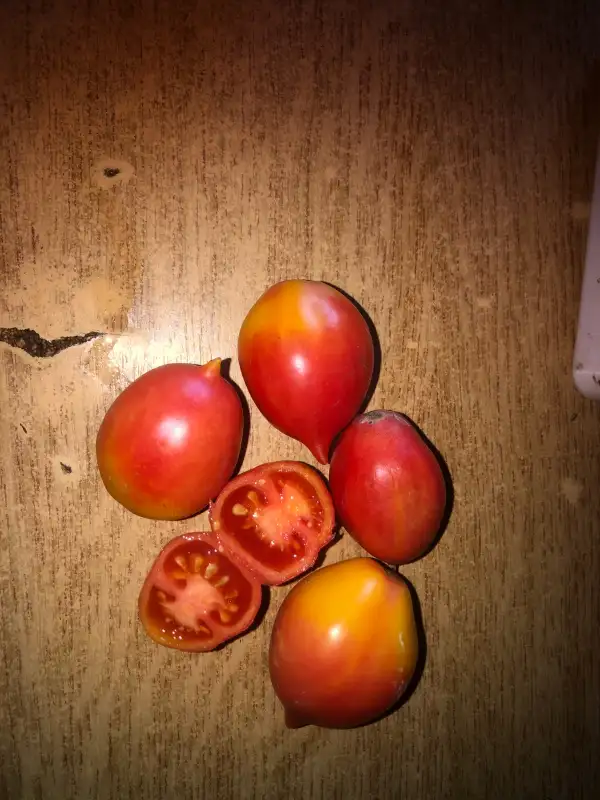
[97,360,244,520]
[238,280,374,464]
[269,557,419,729]
[329,411,447,564]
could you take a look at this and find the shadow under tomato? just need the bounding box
[397,414,454,564]
[358,572,427,728]
[218,357,251,479]
[323,282,382,411]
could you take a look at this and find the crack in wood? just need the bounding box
[0,327,104,358]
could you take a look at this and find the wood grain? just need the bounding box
[1,1,599,797]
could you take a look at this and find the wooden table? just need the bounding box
[1,1,599,797]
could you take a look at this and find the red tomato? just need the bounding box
[209,461,335,585]
[269,558,419,729]
[329,411,447,564]
[139,532,262,652]
[96,360,244,520]
[238,280,374,464]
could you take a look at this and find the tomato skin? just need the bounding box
[329,411,446,564]
[209,461,335,585]
[96,360,244,520]
[269,558,419,729]
[138,532,262,652]
[238,280,374,464]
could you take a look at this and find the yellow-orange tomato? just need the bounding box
[269,558,419,729]
[238,280,374,464]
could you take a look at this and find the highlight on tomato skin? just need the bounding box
[238,280,375,464]
[268,557,420,729]
[96,360,244,521]
[329,411,447,565]
[209,460,335,586]
[138,532,262,652]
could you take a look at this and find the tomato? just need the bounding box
[269,557,419,728]
[138,532,262,652]
[96,360,244,520]
[329,411,447,564]
[209,461,335,585]
[238,280,374,464]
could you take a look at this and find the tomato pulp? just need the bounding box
[210,461,335,585]
[138,532,262,652]
[140,462,336,651]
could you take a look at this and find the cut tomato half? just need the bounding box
[209,461,335,585]
[138,532,262,652]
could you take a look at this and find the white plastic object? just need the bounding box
[573,145,600,400]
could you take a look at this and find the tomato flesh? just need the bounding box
[139,533,261,652]
[210,461,335,585]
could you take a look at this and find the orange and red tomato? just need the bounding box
[96,360,244,520]
[269,558,419,728]
[238,280,374,464]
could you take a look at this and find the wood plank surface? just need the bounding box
[1,1,599,798]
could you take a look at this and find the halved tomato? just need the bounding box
[138,532,262,652]
[209,461,335,585]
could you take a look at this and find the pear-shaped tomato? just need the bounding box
[97,360,244,520]
[269,557,419,729]
[329,411,447,564]
[238,280,374,464]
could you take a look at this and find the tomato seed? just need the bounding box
[214,575,230,588]
[174,555,188,571]
[219,609,232,623]
[191,554,204,573]
[156,590,167,602]
[204,562,218,579]
[232,503,249,516]
[228,603,239,613]
[247,491,260,506]
[224,590,238,600]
